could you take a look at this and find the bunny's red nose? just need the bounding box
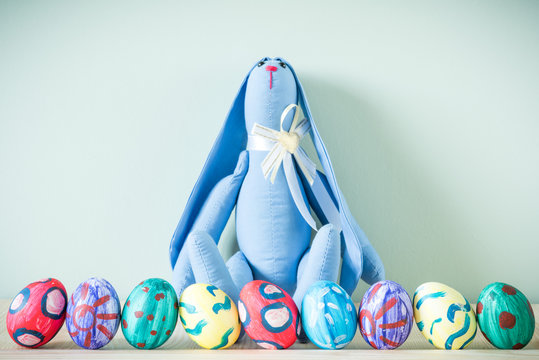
[266,65,277,72]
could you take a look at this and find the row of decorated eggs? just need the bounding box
[6,277,178,349]
[179,279,535,350]
[7,278,535,350]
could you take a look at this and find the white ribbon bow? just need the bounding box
[247,104,318,230]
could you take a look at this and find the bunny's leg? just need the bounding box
[185,231,241,303]
[171,151,249,299]
[293,223,340,307]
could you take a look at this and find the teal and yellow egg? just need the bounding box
[179,283,241,349]
[413,282,476,349]
[476,282,534,349]
[121,278,178,349]
[301,281,357,349]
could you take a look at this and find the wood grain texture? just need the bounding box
[1,300,538,359]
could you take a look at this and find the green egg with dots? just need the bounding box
[476,282,535,349]
[121,278,178,349]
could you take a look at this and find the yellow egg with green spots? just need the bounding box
[179,284,241,349]
[413,282,477,349]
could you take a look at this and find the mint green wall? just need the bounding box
[1,1,538,303]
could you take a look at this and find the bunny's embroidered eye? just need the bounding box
[279,62,286,68]
[257,61,266,67]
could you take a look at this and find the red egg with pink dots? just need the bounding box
[6,278,67,348]
[239,280,299,349]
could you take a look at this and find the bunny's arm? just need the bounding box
[189,150,249,239]
[171,151,249,297]
[299,170,385,292]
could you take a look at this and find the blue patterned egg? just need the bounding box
[301,281,357,349]
[358,280,413,349]
[66,277,121,349]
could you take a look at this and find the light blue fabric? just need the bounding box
[169,57,384,308]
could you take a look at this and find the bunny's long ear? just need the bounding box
[282,58,385,294]
[168,59,260,268]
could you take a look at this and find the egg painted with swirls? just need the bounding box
[358,280,413,349]
[301,281,356,349]
[6,278,67,348]
[413,282,477,349]
[121,278,178,349]
[66,277,121,349]
[476,282,534,349]
[239,280,299,349]
[179,283,241,349]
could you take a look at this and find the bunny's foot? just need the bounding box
[226,251,253,293]
[185,230,241,303]
[293,223,340,307]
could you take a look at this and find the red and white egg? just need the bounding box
[238,280,298,349]
[6,278,68,348]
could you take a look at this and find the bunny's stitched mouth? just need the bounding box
[266,65,277,89]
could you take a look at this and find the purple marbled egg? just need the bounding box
[66,277,121,349]
[358,280,413,349]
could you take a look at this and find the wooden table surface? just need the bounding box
[1,300,538,359]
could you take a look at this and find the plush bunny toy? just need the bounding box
[169,57,384,308]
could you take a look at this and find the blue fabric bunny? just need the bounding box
[169,57,384,308]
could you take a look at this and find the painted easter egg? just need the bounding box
[121,278,178,349]
[66,277,121,349]
[179,283,241,349]
[6,278,67,348]
[413,282,476,349]
[476,282,535,349]
[239,280,299,349]
[301,280,357,349]
[358,280,413,349]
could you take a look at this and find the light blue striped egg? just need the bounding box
[301,281,357,349]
